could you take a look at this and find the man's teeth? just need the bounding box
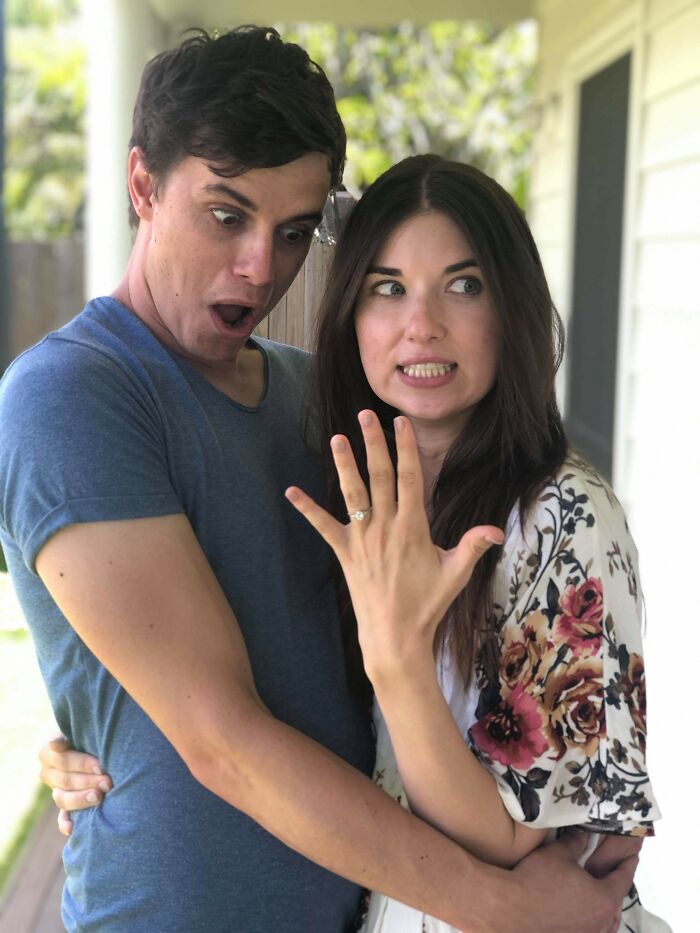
[401,363,456,378]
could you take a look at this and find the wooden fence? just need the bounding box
[253,237,333,350]
[8,240,85,359]
[8,238,333,361]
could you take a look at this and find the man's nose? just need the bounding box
[232,232,275,287]
[405,297,446,342]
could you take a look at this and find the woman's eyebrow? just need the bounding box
[367,265,401,276]
[444,259,479,273]
[367,258,479,276]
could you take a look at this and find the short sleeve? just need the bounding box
[0,337,183,573]
[468,458,661,836]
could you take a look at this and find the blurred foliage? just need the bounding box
[281,21,537,204]
[5,0,85,239]
[2,11,536,239]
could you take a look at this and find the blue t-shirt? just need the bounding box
[0,297,374,932]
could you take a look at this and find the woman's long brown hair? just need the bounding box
[311,155,568,701]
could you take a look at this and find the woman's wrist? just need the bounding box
[368,651,440,703]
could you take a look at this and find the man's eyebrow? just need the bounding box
[204,183,257,211]
[203,183,324,225]
[366,259,479,276]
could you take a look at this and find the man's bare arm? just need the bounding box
[36,514,634,932]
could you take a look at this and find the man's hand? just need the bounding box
[504,831,638,933]
[584,831,643,879]
[38,735,111,836]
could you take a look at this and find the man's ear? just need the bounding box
[127,147,156,222]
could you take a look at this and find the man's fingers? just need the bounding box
[52,786,105,812]
[285,486,344,551]
[599,853,638,905]
[358,410,395,518]
[586,833,643,879]
[547,827,590,862]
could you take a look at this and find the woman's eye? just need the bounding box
[211,208,243,227]
[372,281,405,297]
[448,276,482,296]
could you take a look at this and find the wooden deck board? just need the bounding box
[0,800,64,932]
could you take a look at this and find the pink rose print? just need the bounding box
[557,577,604,656]
[471,684,550,771]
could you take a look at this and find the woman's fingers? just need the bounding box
[285,486,345,551]
[38,734,103,777]
[330,434,372,518]
[447,525,504,590]
[358,410,395,518]
[52,786,106,813]
[57,809,73,837]
[40,763,111,794]
[393,417,428,521]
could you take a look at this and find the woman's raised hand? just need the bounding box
[285,411,503,683]
[38,735,111,836]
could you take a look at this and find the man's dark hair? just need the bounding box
[128,25,345,226]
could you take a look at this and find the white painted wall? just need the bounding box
[530,1,700,927]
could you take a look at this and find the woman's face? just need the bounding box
[354,210,500,440]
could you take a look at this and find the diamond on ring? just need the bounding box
[348,507,372,522]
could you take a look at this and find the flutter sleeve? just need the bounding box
[468,457,661,836]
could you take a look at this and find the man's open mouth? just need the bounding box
[212,303,254,330]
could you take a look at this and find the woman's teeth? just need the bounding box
[400,363,456,378]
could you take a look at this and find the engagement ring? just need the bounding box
[348,508,372,522]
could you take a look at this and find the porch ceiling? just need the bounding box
[148,0,535,28]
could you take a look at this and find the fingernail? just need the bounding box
[359,411,372,427]
[485,534,503,546]
[332,436,346,452]
[86,791,98,803]
[284,488,299,503]
[92,766,103,775]
[394,416,405,433]
[98,780,110,793]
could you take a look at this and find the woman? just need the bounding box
[284,155,666,932]
[40,156,666,931]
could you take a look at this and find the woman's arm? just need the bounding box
[288,409,542,867]
[373,665,547,867]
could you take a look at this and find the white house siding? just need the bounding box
[530,1,700,927]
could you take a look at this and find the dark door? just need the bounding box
[566,53,631,480]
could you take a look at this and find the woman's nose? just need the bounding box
[405,299,446,342]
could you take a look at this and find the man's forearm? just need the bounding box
[192,706,511,932]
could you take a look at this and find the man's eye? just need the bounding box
[211,208,243,226]
[448,276,482,296]
[281,227,312,244]
[373,281,404,297]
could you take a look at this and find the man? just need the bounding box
[0,26,637,932]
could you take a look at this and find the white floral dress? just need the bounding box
[361,458,670,933]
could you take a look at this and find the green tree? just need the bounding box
[281,21,537,204]
[4,0,85,239]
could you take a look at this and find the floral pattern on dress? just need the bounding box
[468,457,659,836]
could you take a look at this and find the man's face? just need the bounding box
[139,152,330,368]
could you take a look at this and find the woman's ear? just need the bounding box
[127,147,156,223]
